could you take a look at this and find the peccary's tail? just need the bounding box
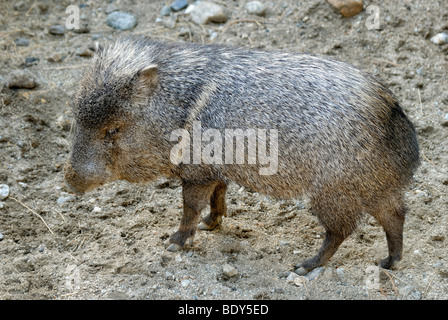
[385,102,420,182]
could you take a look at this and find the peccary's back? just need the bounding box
[177,47,420,197]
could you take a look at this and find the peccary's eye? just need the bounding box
[105,128,119,142]
[108,128,119,136]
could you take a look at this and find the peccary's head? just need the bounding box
[64,37,166,195]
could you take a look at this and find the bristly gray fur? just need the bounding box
[65,35,420,273]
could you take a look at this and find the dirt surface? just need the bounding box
[0,0,447,300]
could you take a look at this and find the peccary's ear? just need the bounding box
[136,65,158,88]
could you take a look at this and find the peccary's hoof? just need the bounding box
[166,243,182,252]
[198,222,213,230]
[294,266,309,276]
[198,215,222,231]
[165,235,194,252]
[379,256,400,269]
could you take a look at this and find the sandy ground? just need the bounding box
[0,0,447,300]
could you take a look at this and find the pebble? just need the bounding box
[92,206,102,213]
[13,1,26,11]
[442,113,448,127]
[24,57,39,66]
[286,272,308,287]
[75,47,93,57]
[47,52,63,63]
[57,195,75,206]
[49,25,66,35]
[181,279,190,287]
[73,22,90,34]
[245,1,266,16]
[160,5,171,16]
[165,271,175,280]
[0,184,9,200]
[162,14,177,29]
[106,11,137,30]
[188,1,229,25]
[170,0,188,12]
[305,267,325,280]
[105,3,118,14]
[431,32,448,45]
[222,263,238,277]
[0,202,4,209]
[0,232,3,240]
[6,70,37,89]
[326,0,363,18]
[15,38,29,46]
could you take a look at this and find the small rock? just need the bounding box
[75,47,93,57]
[73,22,90,34]
[160,5,171,16]
[0,202,4,209]
[24,57,39,66]
[188,1,229,25]
[106,11,137,30]
[0,232,3,240]
[15,38,29,46]
[171,0,188,12]
[181,279,190,287]
[162,14,177,29]
[37,3,48,13]
[286,272,308,286]
[57,195,75,206]
[92,206,102,213]
[442,113,448,127]
[326,0,363,18]
[6,70,37,89]
[165,271,175,280]
[222,263,238,277]
[105,3,119,14]
[416,67,425,76]
[49,25,66,35]
[286,271,299,282]
[47,52,63,63]
[245,1,266,16]
[305,267,325,280]
[13,1,26,11]
[0,184,10,200]
[431,32,448,45]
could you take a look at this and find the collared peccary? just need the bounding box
[64,36,420,275]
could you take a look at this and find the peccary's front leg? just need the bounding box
[167,180,218,251]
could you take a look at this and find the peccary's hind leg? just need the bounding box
[368,194,406,269]
[198,182,227,230]
[167,180,218,251]
[295,195,360,275]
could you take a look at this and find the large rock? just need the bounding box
[188,1,229,25]
[106,11,137,30]
[6,70,37,89]
[327,0,363,18]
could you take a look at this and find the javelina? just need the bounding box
[64,36,420,274]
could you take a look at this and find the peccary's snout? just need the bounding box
[63,155,110,196]
[64,160,92,195]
